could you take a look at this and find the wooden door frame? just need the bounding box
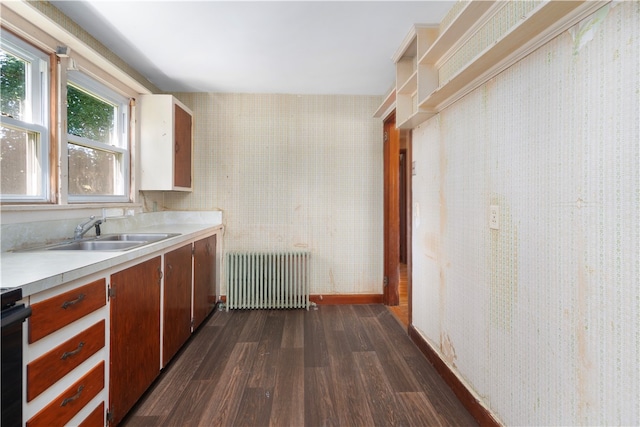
[383,112,413,326]
[383,113,399,306]
[404,132,413,327]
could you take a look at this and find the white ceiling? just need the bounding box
[50,1,454,95]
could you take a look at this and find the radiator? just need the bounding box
[226,251,310,310]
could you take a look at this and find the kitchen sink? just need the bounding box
[97,233,180,242]
[16,233,181,252]
[46,240,145,251]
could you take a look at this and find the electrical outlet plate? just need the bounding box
[489,205,499,229]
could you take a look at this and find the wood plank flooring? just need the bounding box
[122,305,477,427]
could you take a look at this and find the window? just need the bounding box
[0,32,49,202]
[1,31,133,206]
[66,72,129,202]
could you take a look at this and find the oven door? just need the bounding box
[2,289,32,427]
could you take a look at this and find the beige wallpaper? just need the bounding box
[142,94,384,297]
[412,2,639,424]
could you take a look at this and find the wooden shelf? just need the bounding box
[392,25,427,63]
[397,71,417,95]
[397,110,436,130]
[419,0,608,113]
[373,87,396,119]
[419,1,496,66]
[393,25,438,129]
[382,0,609,129]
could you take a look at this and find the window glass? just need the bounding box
[68,144,117,195]
[67,72,129,202]
[0,33,49,202]
[0,125,41,195]
[67,84,115,145]
[0,50,27,120]
[1,33,133,205]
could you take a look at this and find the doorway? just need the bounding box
[399,150,408,264]
[383,113,412,328]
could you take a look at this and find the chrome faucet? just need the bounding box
[74,216,103,240]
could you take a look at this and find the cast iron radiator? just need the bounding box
[226,251,310,310]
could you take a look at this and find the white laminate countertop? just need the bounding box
[0,211,223,297]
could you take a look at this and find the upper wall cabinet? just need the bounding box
[140,95,193,191]
[388,0,609,129]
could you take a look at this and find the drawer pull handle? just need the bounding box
[61,341,85,360]
[60,384,84,407]
[61,293,85,309]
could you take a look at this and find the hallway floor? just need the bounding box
[389,263,409,328]
[122,304,476,426]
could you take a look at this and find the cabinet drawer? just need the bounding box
[27,320,105,401]
[79,402,104,427]
[29,279,106,343]
[26,361,104,427]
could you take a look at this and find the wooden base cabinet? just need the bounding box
[193,235,216,329]
[163,244,193,366]
[109,257,161,426]
[26,278,107,427]
[27,321,105,402]
[107,234,218,424]
[27,362,104,427]
[22,230,220,426]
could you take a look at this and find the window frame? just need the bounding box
[0,30,50,203]
[66,71,131,203]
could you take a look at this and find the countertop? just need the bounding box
[0,211,223,298]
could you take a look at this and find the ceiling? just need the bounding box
[50,1,454,96]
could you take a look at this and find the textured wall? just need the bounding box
[142,94,384,296]
[411,2,639,425]
[26,1,159,93]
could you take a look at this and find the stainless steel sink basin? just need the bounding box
[16,232,181,252]
[97,233,180,242]
[46,240,145,251]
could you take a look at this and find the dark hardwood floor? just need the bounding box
[122,305,477,427]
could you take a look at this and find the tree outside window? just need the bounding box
[66,74,129,201]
